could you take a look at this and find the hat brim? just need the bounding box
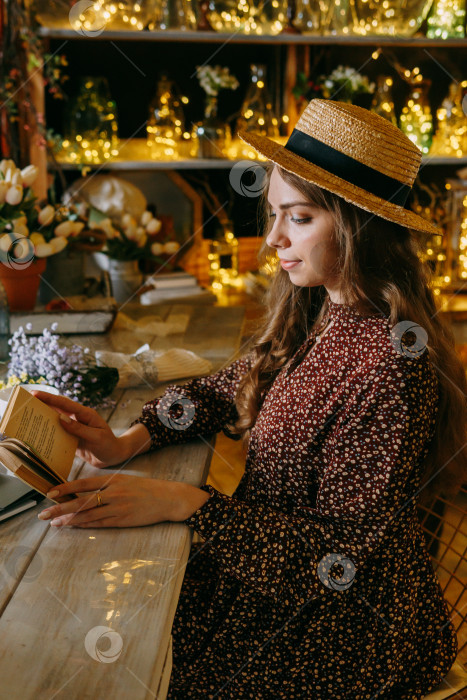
[238,130,441,236]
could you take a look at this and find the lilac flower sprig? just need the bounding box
[8,324,119,408]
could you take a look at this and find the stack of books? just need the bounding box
[140,271,216,305]
[0,474,44,523]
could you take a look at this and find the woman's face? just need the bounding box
[266,167,342,296]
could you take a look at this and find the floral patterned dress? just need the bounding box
[132,299,458,699]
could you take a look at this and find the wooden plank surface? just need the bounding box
[156,636,173,700]
[0,302,245,699]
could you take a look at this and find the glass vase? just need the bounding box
[427,0,466,38]
[293,0,325,33]
[33,0,79,28]
[147,75,185,159]
[208,223,239,290]
[353,0,434,35]
[399,82,433,156]
[101,1,151,30]
[446,178,467,284]
[39,0,152,32]
[63,76,119,165]
[206,0,251,31]
[235,64,279,155]
[247,0,288,34]
[148,0,197,29]
[323,0,357,35]
[430,82,467,157]
[370,76,397,126]
[420,232,450,289]
[194,95,231,159]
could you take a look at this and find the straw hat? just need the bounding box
[238,99,440,235]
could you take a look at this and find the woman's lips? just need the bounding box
[280,259,301,270]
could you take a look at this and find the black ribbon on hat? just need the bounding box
[284,129,411,206]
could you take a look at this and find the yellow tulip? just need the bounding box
[12,217,29,237]
[4,167,18,183]
[122,213,136,228]
[137,232,148,248]
[146,217,162,234]
[30,232,46,245]
[38,205,55,227]
[151,242,163,256]
[11,171,23,186]
[71,221,85,235]
[163,241,180,254]
[0,159,15,175]
[21,165,39,187]
[141,211,153,227]
[49,236,68,253]
[13,223,29,237]
[5,184,23,206]
[0,234,12,252]
[34,242,55,257]
[54,220,74,237]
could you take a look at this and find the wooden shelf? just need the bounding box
[50,154,467,172]
[422,156,467,166]
[51,137,269,170]
[38,27,467,47]
[52,158,258,170]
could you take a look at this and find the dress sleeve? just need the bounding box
[183,353,440,604]
[129,351,254,450]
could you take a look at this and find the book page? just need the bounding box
[0,386,78,480]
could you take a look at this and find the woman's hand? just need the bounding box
[31,391,151,468]
[37,474,210,528]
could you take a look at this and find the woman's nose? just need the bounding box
[266,218,289,249]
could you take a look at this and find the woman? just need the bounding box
[35,99,466,698]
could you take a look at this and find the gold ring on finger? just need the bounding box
[96,491,103,507]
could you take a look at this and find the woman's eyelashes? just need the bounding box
[291,216,313,224]
[268,211,312,224]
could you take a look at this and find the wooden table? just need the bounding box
[0,302,245,700]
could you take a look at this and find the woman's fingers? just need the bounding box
[50,506,114,527]
[32,391,114,454]
[56,414,102,442]
[73,518,117,528]
[37,475,174,529]
[46,475,115,500]
[30,391,100,426]
[38,491,104,521]
[30,395,104,443]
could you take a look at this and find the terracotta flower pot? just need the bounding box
[0,258,47,311]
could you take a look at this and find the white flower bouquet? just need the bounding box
[0,158,104,265]
[6,324,119,409]
[86,205,181,263]
[318,65,375,103]
[196,65,239,97]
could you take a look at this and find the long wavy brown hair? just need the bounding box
[230,165,467,501]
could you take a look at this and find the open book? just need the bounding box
[0,386,79,504]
